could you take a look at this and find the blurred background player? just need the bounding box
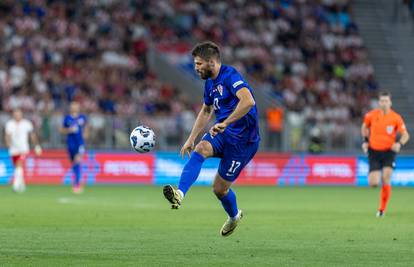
[5,109,42,193]
[60,102,88,194]
[361,91,410,217]
[163,42,260,236]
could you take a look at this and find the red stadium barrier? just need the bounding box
[0,150,411,186]
[235,153,291,185]
[94,153,154,184]
[25,150,71,184]
[21,150,155,184]
[304,156,356,185]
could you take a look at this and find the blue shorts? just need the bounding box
[67,144,85,161]
[201,132,259,182]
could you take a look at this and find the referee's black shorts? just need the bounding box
[368,148,396,172]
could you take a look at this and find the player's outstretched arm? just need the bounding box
[210,88,255,136]
[180,104,213,158]
[188,104,213,141]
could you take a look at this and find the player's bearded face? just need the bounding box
[194,57,214,80]
[199,67,213,80]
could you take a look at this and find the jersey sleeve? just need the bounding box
[396,115,407,133]
[363,112,372,127]
[203,82,213,106]
[227,70,248,95]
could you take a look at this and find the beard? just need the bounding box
[199,68,214,80]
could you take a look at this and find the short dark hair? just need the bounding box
[191,41,220,61]
[379,90,392,99]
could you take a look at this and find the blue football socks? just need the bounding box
[218,188,238,218]
[178,151,205,195]
[72,163,81,186]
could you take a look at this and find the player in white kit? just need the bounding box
[5,109,42,192]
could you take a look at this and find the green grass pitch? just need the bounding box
[0,185,413,266]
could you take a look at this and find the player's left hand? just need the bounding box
[391,142,401,153]
[209,122,228,137]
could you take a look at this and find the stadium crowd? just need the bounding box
[0,0,196,149]
[143,0,379,149]
[0,0,379,150]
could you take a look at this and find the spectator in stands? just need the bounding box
[0,0,380,151]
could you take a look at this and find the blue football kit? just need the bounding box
[63,114,87,188]
[201,64,260,181]
[175,64,260,219]
[63,114,87,161]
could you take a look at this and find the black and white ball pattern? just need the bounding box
[130,125,156,153]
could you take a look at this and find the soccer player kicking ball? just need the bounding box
[60,102,88,194]
[5,109,42,193]
[361,91,410,217]
[163,42,260,236]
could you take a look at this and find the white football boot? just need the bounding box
[163,185,183,209]
[220,209,243,237]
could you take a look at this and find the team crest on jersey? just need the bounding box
[217,85,223,96]
[386,125,394,135]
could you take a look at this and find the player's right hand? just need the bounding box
[180,139,195,159]
[362,142,369,154]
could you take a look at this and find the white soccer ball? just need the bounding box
[130,125,156,153]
